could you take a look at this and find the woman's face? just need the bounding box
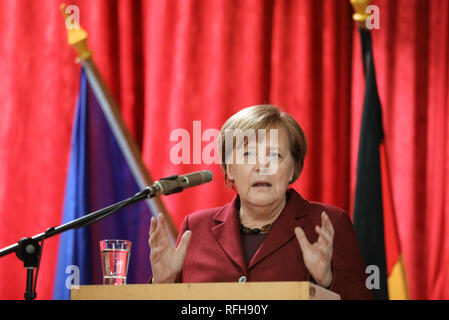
[227,126,295,208]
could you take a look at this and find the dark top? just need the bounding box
[238,192,291,266]
[241,232,268,266]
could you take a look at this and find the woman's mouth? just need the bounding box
[252,182,272,187]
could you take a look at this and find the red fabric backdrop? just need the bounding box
[0,0,447,299]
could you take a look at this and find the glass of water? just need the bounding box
[100,240,132,285]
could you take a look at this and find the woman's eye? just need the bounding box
[270,152,281,158]
[244,151,255,156]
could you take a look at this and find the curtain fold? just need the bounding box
[0,0,447,299]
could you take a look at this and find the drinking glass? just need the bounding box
[99,239,131,285]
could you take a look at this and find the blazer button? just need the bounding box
[238,276,247,283]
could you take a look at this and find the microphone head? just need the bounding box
[154,170,214,196]
[179,170,213,187]
[201,170,213,182]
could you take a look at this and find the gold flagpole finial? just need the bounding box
[60,3,92,60]
[349,0,371,27]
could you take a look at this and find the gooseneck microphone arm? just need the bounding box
[0,187,150,301]
[0,188,151,258]
[0,170,213,300]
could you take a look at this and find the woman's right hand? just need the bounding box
[148,213,192,283]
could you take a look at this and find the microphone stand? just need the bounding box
[0,186,157,300]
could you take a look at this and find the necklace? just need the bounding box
[240,223,273,234]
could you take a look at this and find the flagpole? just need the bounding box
[60,4,178,241]
[349,0,370,29]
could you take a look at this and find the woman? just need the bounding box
[148,105,372,300]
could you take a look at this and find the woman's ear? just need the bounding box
[288,166,295,184]
[226,164,234,181]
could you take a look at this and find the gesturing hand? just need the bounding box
[295,211,335,288]
[148,213,192,283]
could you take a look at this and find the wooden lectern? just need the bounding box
[71,281,340,300]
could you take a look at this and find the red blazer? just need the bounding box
[174,188,373,300]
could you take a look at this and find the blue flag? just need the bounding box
[54,67,155,299]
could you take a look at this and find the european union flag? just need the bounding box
[53,67,156,299]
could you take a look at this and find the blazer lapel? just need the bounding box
[211,196,247,274]
[248,189,309,270]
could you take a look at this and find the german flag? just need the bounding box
[352,26,409,300]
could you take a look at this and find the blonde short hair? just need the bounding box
[218,104,307,186]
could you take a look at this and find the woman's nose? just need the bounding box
[253,153,271,172]
[258,153,270,166]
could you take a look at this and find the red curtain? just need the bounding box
[0,0,447,300]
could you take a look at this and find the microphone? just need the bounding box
[147,170,213,196]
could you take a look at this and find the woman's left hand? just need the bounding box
[294,211,335,288]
